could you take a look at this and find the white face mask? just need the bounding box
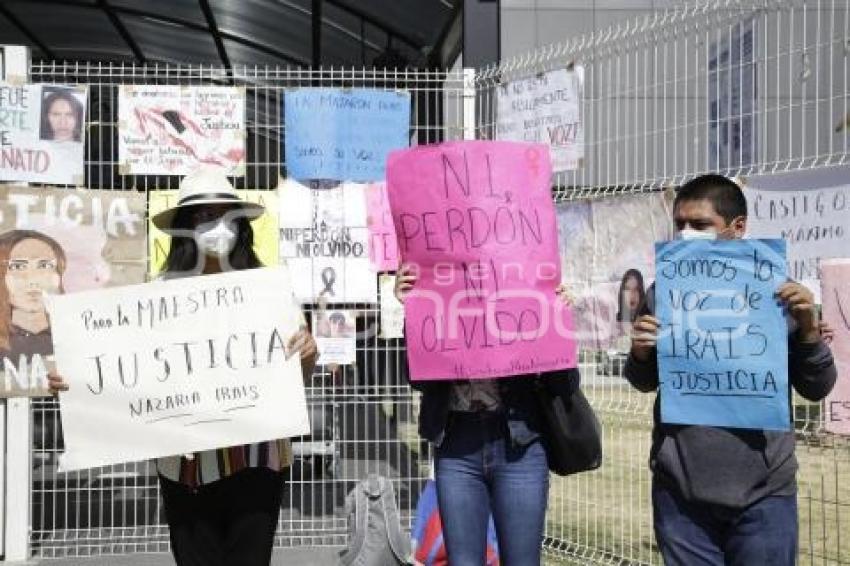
[196,220,237,258]
[677,228,718,241]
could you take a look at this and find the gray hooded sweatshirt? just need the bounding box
[624,286,837,509]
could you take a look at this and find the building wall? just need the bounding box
[497,1,848,187]
[501,0,678,58]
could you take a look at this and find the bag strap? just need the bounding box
[339,479,371,566]
[379,477,412,564]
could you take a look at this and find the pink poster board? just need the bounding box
[822,259,850,435]
[386,141,577,381]
[365,182,400,272]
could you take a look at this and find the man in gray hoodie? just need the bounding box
[625,174,837,565]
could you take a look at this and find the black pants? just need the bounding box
[158,467,284,566]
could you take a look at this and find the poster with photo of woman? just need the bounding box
[0,83,87,185]
[556,191,673,352]
[312,309,356,366]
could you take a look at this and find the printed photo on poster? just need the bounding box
[118,85,246,176]
[278,179,377,303]
[1,83,87,185]
[148,189,279,277]
[496,67,584,172]
[591,192,674,347]
[312,309,356,365]
[555,192,673,352]
[0,186,147,397]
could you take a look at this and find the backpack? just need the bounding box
[339,474,412,566]
[411,479,500,566]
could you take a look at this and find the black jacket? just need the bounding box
[625,285,837,509]
[410,368,581,447]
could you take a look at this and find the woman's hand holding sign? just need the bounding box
[394,263,417,302]
[287,327,318,381]
[48,372,68,395]
[631,315,661,362]
[555,284,575,307]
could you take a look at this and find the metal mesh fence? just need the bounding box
[476,1,850,564]
[24,64,468,559]
[12,0,850,563]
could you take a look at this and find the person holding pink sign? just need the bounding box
[396,268,576,566]
[387,141,581,566]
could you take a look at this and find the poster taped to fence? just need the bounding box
[0,185,146,397]
[745,173,849,301]
[555,191,673,352]
[47,267,310,471]
[821,259,850,435]
[587,192,675,350]
[118,85,246,176]
[278,179,377,303]
[496,68,584,172]
[0,83,87,185]
[284,88,410,182]
[312,309,356,365]
[555,201,604,349]
[379,274,405,339]
[386,140,577,381]
[365,182,400,272]
[656,239,790,431]
[149,189,279,276]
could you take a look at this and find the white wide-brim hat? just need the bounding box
[152,166,265,232]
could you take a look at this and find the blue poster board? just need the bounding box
[655,238,790,431]
[284,88,410,182]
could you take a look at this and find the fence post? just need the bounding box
[0,44,33,563]
[462,67,476,141]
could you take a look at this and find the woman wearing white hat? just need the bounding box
[51,165,318,566]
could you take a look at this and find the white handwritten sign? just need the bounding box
[746,181,849,298]
[46,267,310,471]
[496,68,584,172]
[278,179,377,303]
[379,275,404,339]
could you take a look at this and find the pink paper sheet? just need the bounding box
[386,141,577,381]
[822,260,850,435]
[365,182,400,272]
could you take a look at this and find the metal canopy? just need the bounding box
[0,0,460,69]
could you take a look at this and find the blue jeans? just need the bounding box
[435,411,549,566]
[653,482,798,566]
